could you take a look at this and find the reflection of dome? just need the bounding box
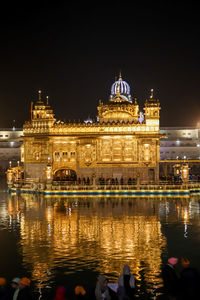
[110,73,132,102]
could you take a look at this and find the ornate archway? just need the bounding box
[53,168,77,181]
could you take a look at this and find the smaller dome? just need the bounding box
[110,73,132,102]
[84,117,93,124]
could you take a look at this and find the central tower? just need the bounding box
[97,74,139,123]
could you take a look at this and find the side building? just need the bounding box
[160,127,200,160]
[21,76,161,184]
[160,127,200,176]
[0,128,23,175]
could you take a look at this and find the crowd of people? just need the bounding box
[0,265,135,300]
[0,259,199,300]
[0,277,31,300]
[162,257,199,300]
[53,177,137,186]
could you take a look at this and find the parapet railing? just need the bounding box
[48,181,200,190]
[49,184,198,191]
[11,179,200,191]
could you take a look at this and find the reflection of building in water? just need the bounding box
[7,194,52,284]
[7,195,166,293]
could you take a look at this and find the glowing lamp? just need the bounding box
[181,163,189,182]
[45,160,53,182]
[173,163,181,176]
[6,169,13,184]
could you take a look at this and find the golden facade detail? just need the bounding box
[22,75,162,182]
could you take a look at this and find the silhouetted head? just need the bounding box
[123,264,131,275]
[11,277,20,289]
[0,277,6,287]
[168,257,178,266]
[54,286,66,300]
[181,257,190,268]
[19,277,31,289]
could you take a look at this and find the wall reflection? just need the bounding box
[6,194,200,295]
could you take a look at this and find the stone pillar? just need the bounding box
[45,162,53,190]
[6,162,13,189]
[155,165,159,183]
[15,168,23,188]
[92,173,96,186]
[136,172,140,187]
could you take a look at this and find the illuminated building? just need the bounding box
[2,126,200,176]
[3,77,200,182]
[160,127,200,176]
[0,128,22,173]
[22,75,161,183]
[160,127,200,160]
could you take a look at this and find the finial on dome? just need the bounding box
[150,89,154,99]
[38,90,42,102]
[46,96,49,106]
[119,71,122,81]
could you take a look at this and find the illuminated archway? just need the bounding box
[53,168,77,181]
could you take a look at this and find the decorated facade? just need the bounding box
[21,75,161,183]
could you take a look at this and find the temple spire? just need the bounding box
[38,90,42,102]
[150,89,154,99]
[37,90,44,105]
[46,96,49,106]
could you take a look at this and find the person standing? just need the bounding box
[95,275,113,300]
[17,278,32,300]
[162,257,179,300]
[0,278,8,300]
[117,265,135,300]
[179,258,200,300]
[7,278,20,300]
[53,286,67,300]
[75,286,86,299]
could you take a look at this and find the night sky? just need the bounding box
[0,3,199,128]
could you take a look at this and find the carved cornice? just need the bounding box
[97,103,139,120]
[23,121,161,137]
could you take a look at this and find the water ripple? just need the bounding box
[1,192,200,299]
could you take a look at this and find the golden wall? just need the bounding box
[23,133,160,181]
[22,87,161,182]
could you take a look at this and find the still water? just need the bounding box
[1,182,200,299]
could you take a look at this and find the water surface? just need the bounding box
[1,181,200,299]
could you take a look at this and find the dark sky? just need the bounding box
[0,2,199,127]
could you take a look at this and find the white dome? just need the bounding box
[110,74,132,102]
